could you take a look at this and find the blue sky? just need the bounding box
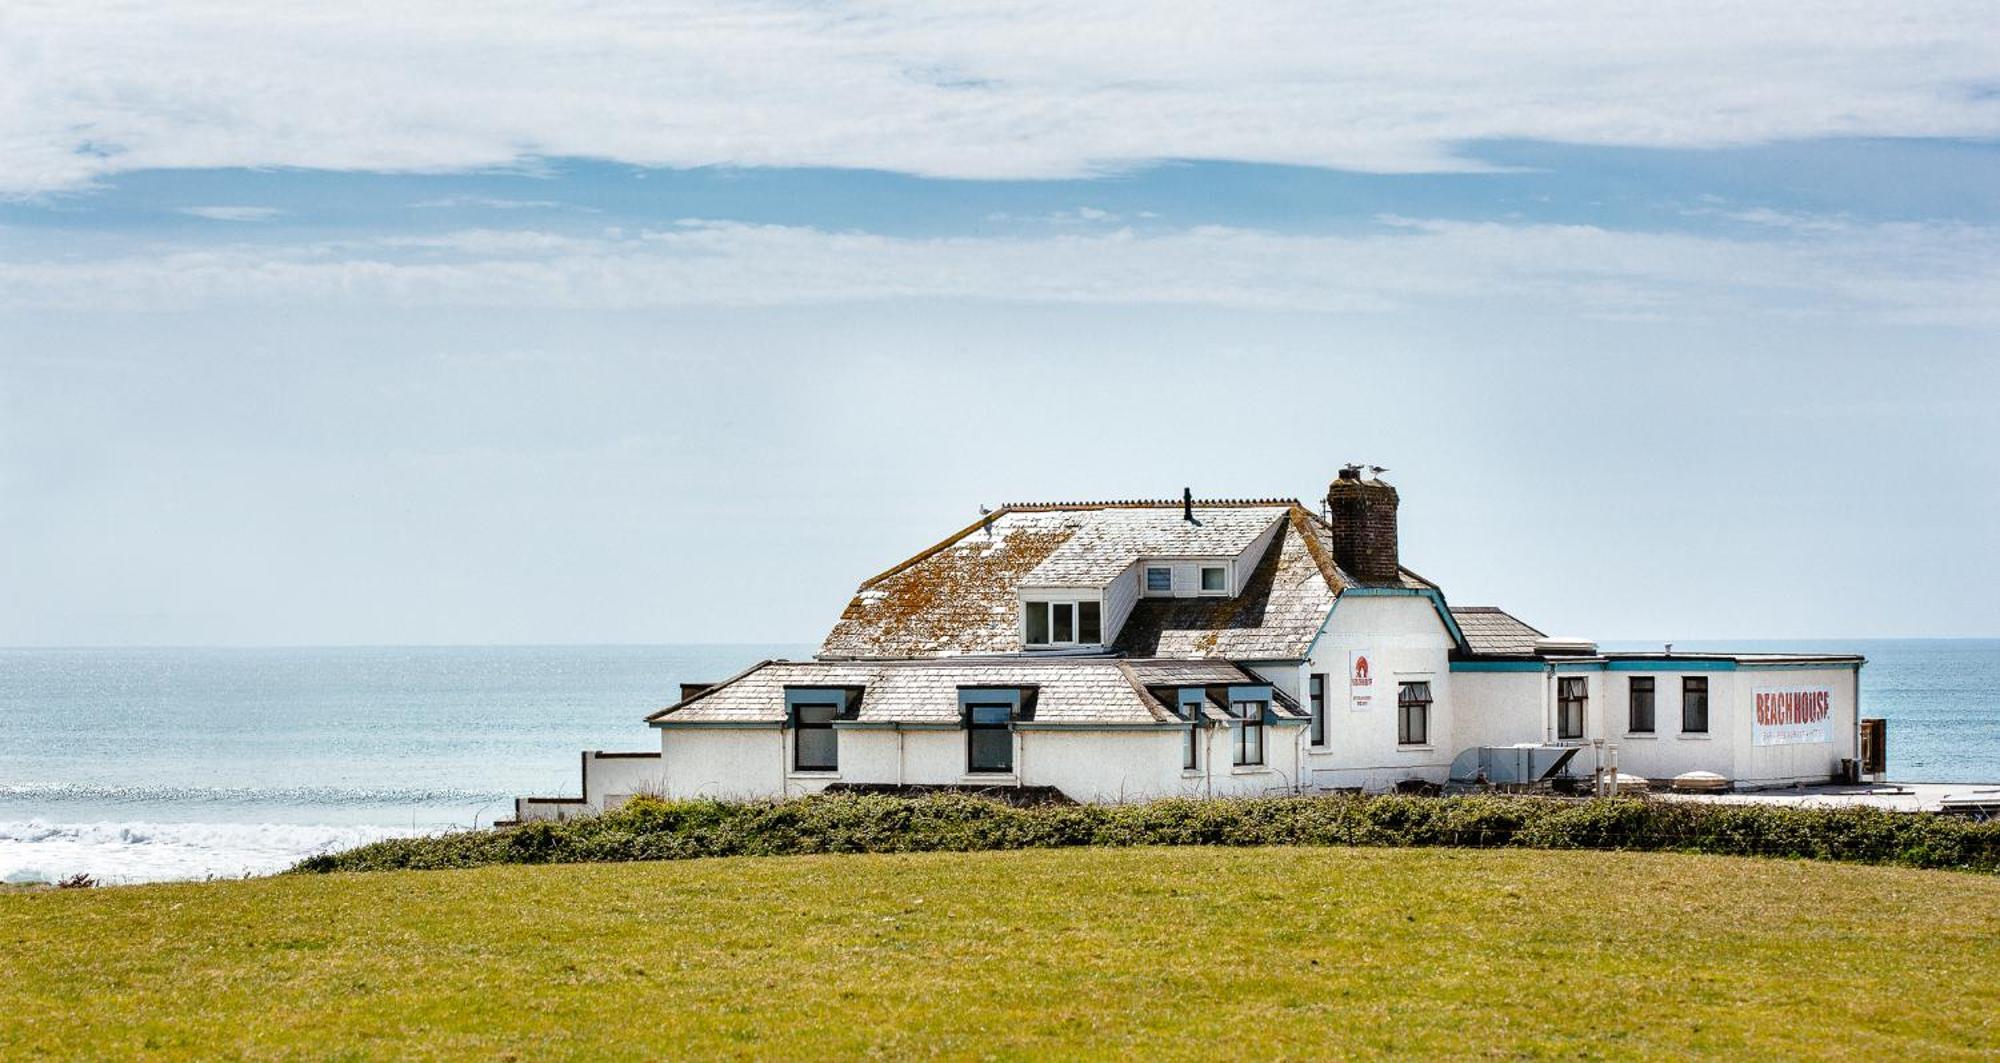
[3,2,1998,645]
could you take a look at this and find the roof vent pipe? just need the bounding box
[1182,487,1193,522]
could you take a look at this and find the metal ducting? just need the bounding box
[1446,744,1580,791]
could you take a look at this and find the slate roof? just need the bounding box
[1450,606,1546,656]
[648,657,1293,727]
[1013,504,1288,586]
[1111,509,1343,660]
[819,500,1311,659]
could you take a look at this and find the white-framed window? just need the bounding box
[793,703,839,772]
[1231,700,1266,766]
[1145,566,1173,593]
[1557,677,1587,740]
[1200,566,1227,594]
[1309,673,1327,747]
[1022,599,1102,646]
[965,703,1014,773]
[1397,682,1432,745]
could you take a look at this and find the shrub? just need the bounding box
[293,793,2000,876]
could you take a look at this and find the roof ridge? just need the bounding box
[999,498,1301,511]
[1287,505,1344,592]
[1112,659,1177,723]
[645,658,779,722]
[852,507,1014,592]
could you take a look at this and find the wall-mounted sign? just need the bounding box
[1753,687,1833,746]
[1348,650,1375,711]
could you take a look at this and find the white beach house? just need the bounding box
[517,469,1865,819]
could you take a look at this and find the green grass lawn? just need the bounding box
[4,848,1996,1059]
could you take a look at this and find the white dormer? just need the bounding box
[1018,594,1105,649]
[1140,559,1236,599]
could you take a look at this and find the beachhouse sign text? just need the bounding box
[1752,687,1834,746]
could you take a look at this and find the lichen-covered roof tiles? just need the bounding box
[1450,606,1547,656]
[1111,509,1342,660]
[819,500,1311,660]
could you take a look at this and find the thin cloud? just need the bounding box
[6,1,2000,195]
[3,217,1994,326]
[177,205,282,222]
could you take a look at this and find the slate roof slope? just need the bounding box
[818,500,1301,660]
[1450,606,1546,656]
[649,657,1280,727]
[1016,504,1287,586]
[1111,508,1343,660]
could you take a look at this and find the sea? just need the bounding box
[3,640,1996,884]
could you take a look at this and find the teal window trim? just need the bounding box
[1604,659,1740,672]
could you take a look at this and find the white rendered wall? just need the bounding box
[1731,666,1860,787]
[1101,561,1141,646]
[583,752,665,809]
[659,727,787,800]
[1449,671,1548,751]
[1301,595,1456,792]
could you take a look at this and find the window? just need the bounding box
[1231,700,1266,766]
[1629,676,1656,734]
[792,703,838,771]
[1557,677,1587,740]
[1146,566,1173,593]
[1200,566,1226,593]
[1024,600,1102,646]
[1183,711,1200,770]
[966,703,1014,773]
[1079,601,1101,643]
[1308,674,1327,747]
[1024,602,1050,645]
[1398,681,1432,746]
[1682,676,1709,733]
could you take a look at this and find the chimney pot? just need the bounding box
[1182,486,1193,522]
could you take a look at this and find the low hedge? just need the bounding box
[292,793,2000,875]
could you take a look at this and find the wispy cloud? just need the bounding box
[5,216,1994,325]
[6,1,1999,195]
[177,205,282,222]
[407,195,569,211]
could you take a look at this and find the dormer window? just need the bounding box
[1023,600,1102,646]
[1200,566,1226,594]
[1145,566,1172,593]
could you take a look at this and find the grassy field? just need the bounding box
[4,848,1997,1059]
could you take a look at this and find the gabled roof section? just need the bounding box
[1111,508,1342,660]
[1450,606,1547,656]
[650,657,1274,727]
[818,500,1302,659]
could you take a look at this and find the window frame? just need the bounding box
[1628,676,1656,734]
[1397,681,1432,746]
[1230,699,1267,766]
[965,702,1015,774]
[1308,673,1327,747]
[1021,598,1103,648]
[1199,565,1228,595]
[1556,676,1588,741]
[1145,566,1174,594]
[791,701,840,772]
[1682,676,1710,734]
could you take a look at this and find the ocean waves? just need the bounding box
[0,820,433,884]
[0,782,514,807]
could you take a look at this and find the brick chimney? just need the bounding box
[1326,468,1400,584]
